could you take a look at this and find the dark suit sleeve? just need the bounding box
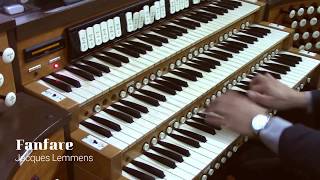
[279,124,320,178]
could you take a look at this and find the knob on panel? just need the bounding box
[0,48,15,64]
[0,73,4,87]
[2,92,16,107]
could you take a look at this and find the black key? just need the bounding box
[213,2,235,10]
[197,113,206,118]
[221,41,244,51]
[162,24,188,33]
[220,0,240,8]
[120,100,148,113]
[161,76,188,87]
[111,104,141,118]
[272,58,297,67]
[200,6,226,15]
[225,0,242,6]
[191,117,207,124]
[51,73,81,88]
[119,43,146,55]
[255,70,281,79]
[131,160,165,178]
[123,166,155,180]
[149,83,176,95]
[186,121,216,135]
[186,14,209,23]
[277,54,302,62]
[193,11,217,19]
[171,20,197,29]
[114,46,140,58]
[151,146,183,162]
[265,62,291,71]
[93,54,122,67]
[144,151,177,168]
[155,79,183,91]
[104,109,134,123]
[204,52,228,61]
[235,34,258,42]
[196,56,221,66]
[208,49,233,58]
[176,18,201,27]
[65,67,95,81]
[185,62,212,72]
[132,93,160,106]
[175,128,207,143]
[216,44,239,53]
[169,133,200,148]
[191,58,216,69]
[248,26,270,35]
[74,64,103,77]
[239,81,250,86]
[158,141,190,157]
[138,89,166,102]
[262,65,287,74]
[127,41,153,51]
[177,67,203,78]
[171,71,197,81]
[241,29,264,38]
[236,84,249,91]
[82,58,111,73]
[80,121,112,137]
[137,36,163,46]
[157,27,183,36]
[191,117,222,130]
[90,115,121,131]
[42,77,72,92]
[225,40,248,48]
[152,29,178,39]
[231,35,254,44]
[246,27,268,36]
[142,33,168,43]
[101,51,129,63]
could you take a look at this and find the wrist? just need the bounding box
[293,91,309,109]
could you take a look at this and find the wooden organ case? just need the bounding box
[0,14,16,107]
[9,0,320,180]
[264,0,320,53]
[0,14,71,180]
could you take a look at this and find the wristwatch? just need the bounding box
[251,114,272,135]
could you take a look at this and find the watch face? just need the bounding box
[252,115,269,132]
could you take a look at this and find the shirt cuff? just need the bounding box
[259,116,292,154]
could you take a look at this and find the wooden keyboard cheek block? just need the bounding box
[71,129,122,180]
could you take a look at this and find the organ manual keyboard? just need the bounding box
[9,0,320,179]
[0,14,16,107]
[264,0,320,53]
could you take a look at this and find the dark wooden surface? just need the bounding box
[0,14,15,33]
[10,0,141,40]
[0,92,71,180]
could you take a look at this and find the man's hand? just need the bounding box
[205,91,267,136]
[248,74,308,110]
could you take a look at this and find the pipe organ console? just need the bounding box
[0,14,16,107]
[264,0,320,54]
[3,0,320,179]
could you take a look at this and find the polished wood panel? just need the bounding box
[0,92,70,180]
[12,129,66,180]
[0,32,16,96]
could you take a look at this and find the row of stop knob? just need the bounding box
[0,47,16,107]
